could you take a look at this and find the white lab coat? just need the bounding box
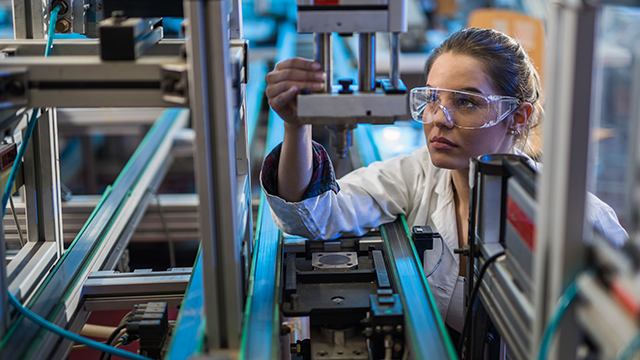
[262,145,627,330]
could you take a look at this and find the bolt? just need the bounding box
[394,343,403,352]
[375,325,382,333]
[353,350,363,355]
[290,343,300,355]
[162,79,176,93]
[317,351,327,356]
[7,81,24,96]
[396,324,403,332]
[111,10,126,23]
[55,18,71,33]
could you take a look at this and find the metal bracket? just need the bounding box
[0,68,28,109]
[161,63,189,105]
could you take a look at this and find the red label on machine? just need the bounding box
[314,0,340,4]
[506,196,536,252]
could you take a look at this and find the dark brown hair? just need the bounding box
[424,27,543,156]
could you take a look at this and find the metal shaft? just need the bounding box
[359,33,375,92]
[314,33,332,92]
[390,32,400,88]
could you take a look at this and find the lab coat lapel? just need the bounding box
[426,170,460,321]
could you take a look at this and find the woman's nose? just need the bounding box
[431,104,455,128]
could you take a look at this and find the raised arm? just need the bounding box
[265,58,326,202]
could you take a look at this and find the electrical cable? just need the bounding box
[535,273,592,360]
[616,331,640,360]
[7,292,151,360]
[45,5,61,57]
[457,250,506,356]
[426,234,445,278]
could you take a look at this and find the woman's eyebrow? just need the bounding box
[425,85,484,94]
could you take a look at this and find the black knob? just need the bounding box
[299,88,311,95]
[338,79,353,94]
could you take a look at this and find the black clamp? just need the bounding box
[411,226,435,256]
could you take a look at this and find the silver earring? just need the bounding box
[509,129,520,136]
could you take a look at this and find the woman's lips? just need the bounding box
[430,136,457,150]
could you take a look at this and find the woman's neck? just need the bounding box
[451,168,470,208]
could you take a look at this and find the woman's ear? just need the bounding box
[509,102,533,133]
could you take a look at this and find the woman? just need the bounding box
[261,28,626,334]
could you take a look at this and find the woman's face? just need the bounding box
[423,53,515,170]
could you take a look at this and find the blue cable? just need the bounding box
[616,331,640,360]
[7,292,151,360]
[45,6,61,57]
[536,273,592,360]
[426,235,444,278]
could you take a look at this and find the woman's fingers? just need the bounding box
[268,85,299,111]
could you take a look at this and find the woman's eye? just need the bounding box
[457,98,476,108]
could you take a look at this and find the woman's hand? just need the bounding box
[265,58,326,126]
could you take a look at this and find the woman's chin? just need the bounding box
[428,149,467,170]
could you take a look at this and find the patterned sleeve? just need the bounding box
[261,141,340,200]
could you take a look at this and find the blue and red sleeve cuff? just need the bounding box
[261,141,340,200]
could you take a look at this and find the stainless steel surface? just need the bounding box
[327,124,356,158]
[4,194,200,245]
[297,90,406,121]
[0,39,184,56]
[310,325,368,360]
[0,108,188,359]
[358,33,375,93]
[476,243,534,360]
[82,294,186,311]
[12,0,45,39]
[314,33,332,92]
[533,3,597,359]
[312,252,358,270]
[0,56,185,108]
[6,241,57,303]
[185,0,246,349]
[576,274,639,359]
[0,68,28,109]
[22,108,64,256]
[297,11,389,33]
[390,33,400,88]
[83,268,191,296]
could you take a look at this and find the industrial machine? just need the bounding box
[295,0,409,157]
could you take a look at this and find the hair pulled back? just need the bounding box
[424,27,543,156]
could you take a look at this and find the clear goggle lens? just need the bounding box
[410,87,522,129]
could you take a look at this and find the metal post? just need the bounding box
[12,0,45,39]
[22,109,64,256]
[390,32,400,88]
[358,33,375,92]
[533,1,597,359]
[314,33,332,91]
[184,0,244,350]
[229,0,243,40]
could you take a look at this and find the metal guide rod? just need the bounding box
[358,33,375,92]
[314,33,332,92]
[390,33,400,88]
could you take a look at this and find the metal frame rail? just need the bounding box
[0,108,189,359]
[238,20,296,360]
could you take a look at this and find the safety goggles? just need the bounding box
[410,87,523,129]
